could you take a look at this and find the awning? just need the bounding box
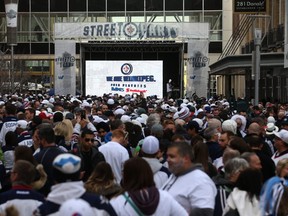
[209,52,284,75]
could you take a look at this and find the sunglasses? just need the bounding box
[84,138,94,142]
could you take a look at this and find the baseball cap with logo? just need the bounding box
[274,129,288,145]
[142,136,159,154]
[17,120,28,129]
[53,153,81,174]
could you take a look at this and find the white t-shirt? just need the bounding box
[99,141,129,184]
[161,169,217,213]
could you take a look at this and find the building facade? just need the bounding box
[0,0,230,96]
[211,0,288,103]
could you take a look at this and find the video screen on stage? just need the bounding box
[85,60,163,97]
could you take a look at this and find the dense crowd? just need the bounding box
[0,92,287,216]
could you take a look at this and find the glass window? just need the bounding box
[70,0,86,12]
[146,0,163,11]
[88,0,105,11]
[51,0,67,12]
[130,16,145,22]
[185,0,202,10]
[166,0,183,11]
[108,0,124,11]
[31,0,48,12]
[18,0,29,12]
[30,14,49,42]
[205,0,222,10]
[127,0,144,11]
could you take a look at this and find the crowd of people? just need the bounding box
[0,92,287,216]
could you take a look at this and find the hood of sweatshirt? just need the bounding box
[128,187,160,215]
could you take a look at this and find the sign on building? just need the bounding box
[234,0,267,13]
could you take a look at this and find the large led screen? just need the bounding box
[85,61,163,97]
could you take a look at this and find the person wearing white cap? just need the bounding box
[36,153,116,216]
[140,136,170,189]
[271,129,288,165]
[16,120,33,147]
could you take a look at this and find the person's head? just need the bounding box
[96,122,110,138]
[121,157,155,191]
[111,129,128,146]
[207,118,222,132]
[54,119,73,141]
[37,124,55,146]
[273,130,288,152]
[244,134,263,149]
[150,124,163,139]
[25,107,35,121]
[224,157,249,182]
[228,136,251,154]
[101,104,109,113]
[218,131,234,149]
[11,160,36,185]
[141,135,159,158]
[53,112,64,123]
[222,119,237,135]
[86,161,115,184]
[276,158,288,178]
[222,147,240,165]
[167,142,194,176]
[110,119,125,131]
[5,103,17,116]
[5,131,18,147]
[235,168,262,200]
[171,134,186,143]
[14,145,36,165]
[203,127,219,142]
[247,122,261,135]
[192,141,209,173]
[80,129,95,152]
[241,152,262,170]
[186,120,200,136]
[52,153,81,183]
[146,113,161,129]
[15,120,28,135]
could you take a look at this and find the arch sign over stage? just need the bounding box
[54,22,209,96]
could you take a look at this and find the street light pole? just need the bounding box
[254,28,262,106]
[4,0,18,94]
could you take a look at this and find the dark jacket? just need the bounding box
[79,146,106,182]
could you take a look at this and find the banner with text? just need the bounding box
[186,40,209,98]
[54,40,76,95]
[55,22,209,40]
[85,61,163,97]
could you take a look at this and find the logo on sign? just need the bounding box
[58,75,64,79]
[55,51,75,68]
[123,23,138,37]
[121,63,133,75]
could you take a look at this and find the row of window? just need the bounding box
[0,0,222,12]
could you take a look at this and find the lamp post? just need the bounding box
[253,28,262,106]
[4,0,18,94]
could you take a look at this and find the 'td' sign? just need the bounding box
[234,0,268,13]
